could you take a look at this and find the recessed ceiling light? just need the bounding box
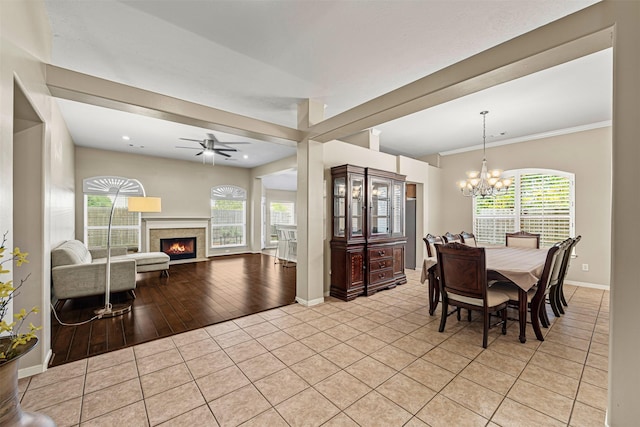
[122,135,130,140]
[243,155,249,159]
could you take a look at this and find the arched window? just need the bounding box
[473,169,575,247]
[83,176,145,249]
[211,185,247,247]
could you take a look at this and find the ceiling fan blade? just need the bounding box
[218,141,250,145]
[214,148,237,152]
[179,138,203,142]
[195,151,204,156]
[175,146,203,150]
[206,133,219,143]
[215,150,231,158]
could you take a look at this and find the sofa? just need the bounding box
[51,240,170,303]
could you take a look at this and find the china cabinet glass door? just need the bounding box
[392,180,405,236]
[369,177,390,236]
[350,176,364,238]
[333,177,346,237]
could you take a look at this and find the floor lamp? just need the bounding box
[83,177,162,318]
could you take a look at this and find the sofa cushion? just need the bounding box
[118,252,170,266]
[51,240,92,267]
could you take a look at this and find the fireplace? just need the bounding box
[160,237,197,261]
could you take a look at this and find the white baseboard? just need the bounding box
[295,296,324,307]
[565,280,610,290]
[18,349,52,379]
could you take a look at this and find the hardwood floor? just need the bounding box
[49,253,296,367]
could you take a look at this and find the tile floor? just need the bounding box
[19,270,609,426]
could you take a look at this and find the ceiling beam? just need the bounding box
[45,65,303,146]
[307,2,613,143]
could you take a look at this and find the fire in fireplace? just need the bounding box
[160,237,197,261]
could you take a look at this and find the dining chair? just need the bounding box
[460,231,477,247]
[423,233,445,258]
[435,242,509,348]
[489,242,562,341]
[423,234,444,315]
[547,238,574,317]
[557,235,582,310]
[443,232,462,244]
[505,231,540,249]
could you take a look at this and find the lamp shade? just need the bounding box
[128,196,162,213]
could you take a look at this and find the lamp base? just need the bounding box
[94,303,132,318]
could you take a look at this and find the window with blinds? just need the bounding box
[211,185,247,247]
[473,169,574,247]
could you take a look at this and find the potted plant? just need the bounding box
[0,231,54,426]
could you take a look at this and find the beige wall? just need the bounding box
[74,147,253,256]
[1,0,76,374]
[430,127,612,287]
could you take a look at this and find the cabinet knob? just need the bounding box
[378,250,384,256]
[379,262,386,268]
[379,273,385,278]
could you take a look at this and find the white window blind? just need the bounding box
[473,169,574,247]
[211,185,247,247]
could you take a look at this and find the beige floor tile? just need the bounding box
[223,339,267,363]
[157,404,218,427]
[492,398,565,427]
[486,339,535,362]
[28,359,87,390]
[366,325,405,344]
[370,344,417,371]
[570,401,607,427]
[81,378,143,422]
[315,369,372,409]
[282,323,321,340]
[473,348,526,377]
[581,365,608,389]
[586,351,609,371]
[213,329,253,349]
[545,331,591,351]
[136,348,184,376]
[403,417,430,427]
[306,315,342,331]
[364,311,396,325]
[276,388,340,427]
[171,328,210,347]
[576,382,608,411]
[140,363,193,398]
[549,323,594,341]
[345,390,413,426]
[321,343,366,369]
[268,314,303,330]
[209,384,271,427]
[529,351,584,380]
[237,352,287,381]
[271,341,316,366]
[554,316,595,332]
[311,303,342,316]
[233,313,266,328]
[324,323,362,342]
[345,356,397,388]
[87,347,134,373]
[421,347,472,374]
[133,337,176,359]
[401,359,455,392]
[441,376,503,419]
[80,401,148,427]
[195,365,251,402]
[301,331,342,352]
[253,368,309,405]
[345,333,387,354]
[84,360,138,394]
[344,304,374,317]
[243,321,279,338]
[204,320,240,337]
[416,394,488,427]
[591,331,608,345]
[290,354,341,385]
[327,310,360,324]
[539,340,588,364]
[239,408,288,427]
[409,326,450,346]
[376,373,436,414]
[185,349,234,379]
[177,337,221,361]
[386,317,421,334]
[322,412,360,427]
[255,330,297,351]
[259,307,288,321]
[400,312,434,327]
[460,361,516,396]
[145,381,206,426]
[391,335,434,357]
[37,396,82,427]
[507,379,573,423]
[349,316,380,332]
[292,309,324,323]
[21,375,85,412]
[518,363,579,399]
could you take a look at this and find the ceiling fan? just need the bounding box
[176,133,248,164]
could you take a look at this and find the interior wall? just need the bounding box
[1,0,76,375]
[74,147,252,256]
[431,126,611,286]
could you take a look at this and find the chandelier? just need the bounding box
[458,111,512,197]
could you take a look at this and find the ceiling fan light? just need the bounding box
[203,150,214,156]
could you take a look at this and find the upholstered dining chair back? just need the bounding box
[460,231,477,247]
[423,234,445,258]
[506,231,540,249]
[443,232,462,244]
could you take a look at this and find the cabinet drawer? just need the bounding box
[369,247,393,260]
[369,268,394,285]
[369,258,393,271]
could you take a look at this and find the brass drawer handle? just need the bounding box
[378,250,385,256]
[379,261,386,268]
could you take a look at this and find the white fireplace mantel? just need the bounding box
[144,218,210,257]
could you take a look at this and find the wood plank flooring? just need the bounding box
[49,253,296,367]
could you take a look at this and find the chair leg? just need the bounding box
[560,282,568,307]
[530,299,545,341]
[438,300,448,333]
[549,286,562,317]
[555,285,565,314]
[482,310,489,348]
[456,308,461,321]
[540,304,550,328]
[467,309,472,322]
[501,308,507,335]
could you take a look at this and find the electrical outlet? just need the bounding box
[582,263,589,272]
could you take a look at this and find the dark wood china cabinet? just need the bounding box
[330,164,407,301]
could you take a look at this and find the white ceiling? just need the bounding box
[43,0,609,187]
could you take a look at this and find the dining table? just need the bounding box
[421,246,549,343]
